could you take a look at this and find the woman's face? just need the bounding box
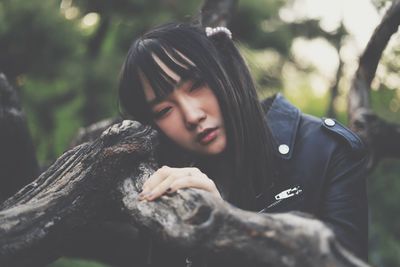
[141,60,227,156]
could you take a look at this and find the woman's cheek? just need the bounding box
[157,114,184,141]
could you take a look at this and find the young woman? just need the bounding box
[118,22,368,265]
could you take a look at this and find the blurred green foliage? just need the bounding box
[48,257,110,267]
[368,159,400,266]
[0,0,399,266]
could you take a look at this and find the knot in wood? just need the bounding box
[100,120,159,157]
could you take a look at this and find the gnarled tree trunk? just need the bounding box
[0,120,369,267]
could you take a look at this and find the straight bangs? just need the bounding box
[136,39,202,101]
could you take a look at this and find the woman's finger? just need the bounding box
[143,173,180,201]
[143,169,199,200]
[142,166,195,193]
[168,175,219,198]
[141,165,171,192]
[140,166,222,201]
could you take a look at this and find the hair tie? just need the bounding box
[205,26,232,39]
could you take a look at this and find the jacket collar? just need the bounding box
[261,93,301,160]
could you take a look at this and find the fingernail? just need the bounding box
[138,191,149,199]
[166,187,172,192]
[145,192,154,200]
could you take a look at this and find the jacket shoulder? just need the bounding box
[298,114,366,156]
[262,93,367,159]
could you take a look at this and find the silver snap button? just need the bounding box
[278,144,290,155]
[324,118,335,127]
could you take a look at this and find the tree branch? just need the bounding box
[0,120,370,267]
[348,0,400,169]
[0,120,158,266]
[119,173,369,267]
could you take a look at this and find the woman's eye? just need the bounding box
[153,107,171,119]
[189,78,205,92]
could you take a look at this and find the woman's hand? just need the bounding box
[138,166,222,201]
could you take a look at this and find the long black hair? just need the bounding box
[119,22,276,210]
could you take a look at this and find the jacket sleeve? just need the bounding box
[320,145,369,261]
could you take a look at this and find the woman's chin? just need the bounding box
[199,138,226,156]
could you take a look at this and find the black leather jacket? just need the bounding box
[257,93,368,260]
[144,93,369,266]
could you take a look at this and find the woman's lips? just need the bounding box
[198,128,219,145]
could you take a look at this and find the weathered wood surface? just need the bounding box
[0,120,369,267]
[348,0,400,169]
[69,117,122,148]
[0,121,158,266]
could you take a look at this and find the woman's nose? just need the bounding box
[181,101,206,129]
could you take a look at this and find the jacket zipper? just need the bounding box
[258,186,303,213]
[274,186,302,200]
[185,256,193,267]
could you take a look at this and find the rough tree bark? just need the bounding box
[0,120,369,267]
[0,121,158,266]
[0,73,39,202]
[69,117,122,148]
[348,0,400,170]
